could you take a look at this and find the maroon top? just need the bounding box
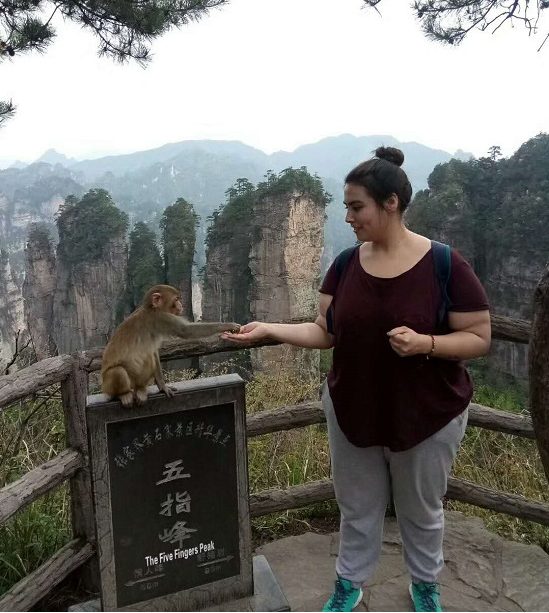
[320,246,489,451]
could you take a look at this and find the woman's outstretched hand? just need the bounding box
[221,321,272,344]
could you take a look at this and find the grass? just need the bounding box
[0,390,71,595]
[0,358,548,600]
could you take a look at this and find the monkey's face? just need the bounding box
[170,295,184,315]
[147,285,184,314]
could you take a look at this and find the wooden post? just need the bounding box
[60,354,98,590]
[529,264,549,483]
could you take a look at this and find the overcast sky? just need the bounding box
[1,0,548,167]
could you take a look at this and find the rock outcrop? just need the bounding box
[0,165,83,369]
[406,135,549,382]
[202,170,328,381]
[52,235,128,354]
[22,225,57,360]
[0,249,26,372]
[249,190,325,379]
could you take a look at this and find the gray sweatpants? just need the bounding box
[322,383,467,587]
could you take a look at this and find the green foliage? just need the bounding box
[0,0,227,62]
[0,490,71,595]
[255,167,331,206]
[127,222,164,310]
[319,348,333,378]
[0,392,70,596]
[488,145,502,161]
[406,133,549,287]
[56,188,128,266]
[26,223,54,252]
[0,99,15,129]
[206,169,331,249]
[160,198,198,318]
[469,358,529,413]
[205,178,255,248]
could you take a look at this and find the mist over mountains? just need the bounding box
[0,134,473,277]
[21,134,472,186]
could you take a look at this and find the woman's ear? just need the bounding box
[383,193,399,213]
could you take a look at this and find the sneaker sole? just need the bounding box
[409,583,442,612]
[322,587,363,612]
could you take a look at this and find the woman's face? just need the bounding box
[344,183,388,242]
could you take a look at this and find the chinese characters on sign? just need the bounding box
[156,458,196,548]
[106,403,241,608]
[113,420,231,470]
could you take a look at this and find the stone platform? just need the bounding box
[255,510,549,612]
[68,510,549,612]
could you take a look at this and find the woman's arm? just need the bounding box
[221,293,335,350]
[387,310,491,360]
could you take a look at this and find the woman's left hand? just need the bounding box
[387,326,431,357]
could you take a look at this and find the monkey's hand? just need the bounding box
[221,321,270,344]
[216,322,241,336]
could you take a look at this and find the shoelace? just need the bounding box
[330,579,352,611]
[415,583,440,612]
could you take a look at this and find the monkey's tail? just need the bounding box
[102,365,132,396]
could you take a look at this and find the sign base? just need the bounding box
[68,555,290,612]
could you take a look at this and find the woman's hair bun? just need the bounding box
[375,146,404,167]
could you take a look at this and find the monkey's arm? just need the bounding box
[174,320,240,339]
[153,351,175,398]
[157,313,240,339]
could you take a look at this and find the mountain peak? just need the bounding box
[35,149,76,166]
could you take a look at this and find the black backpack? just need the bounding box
[325,240,452,335]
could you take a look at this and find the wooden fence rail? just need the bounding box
[249,476,549,527]
[0,539,94,613]
[246,401,535,440]
[0,448,84,525]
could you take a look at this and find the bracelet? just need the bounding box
[426,334,435,359]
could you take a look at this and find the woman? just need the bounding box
[222,147,491,612]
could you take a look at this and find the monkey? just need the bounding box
[101,284,240,407]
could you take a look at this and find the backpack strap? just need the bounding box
[326,245,359,335]
[431,240,452,328]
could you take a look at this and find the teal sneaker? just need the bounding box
[409,582,442,612]
[322,577,363,612]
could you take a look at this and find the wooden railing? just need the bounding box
[0,310,548,611]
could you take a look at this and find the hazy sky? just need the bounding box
[1,0,548,166]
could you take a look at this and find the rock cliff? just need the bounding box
[22,225,57,360]
[0,249,25,372]
[52,235,128,354]
[406,135,549,381]
[249,190,325,379]
[202,170,328,380]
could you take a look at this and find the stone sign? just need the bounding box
[86,374,253,611]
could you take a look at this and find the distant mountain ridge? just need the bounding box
[29,135,474,189]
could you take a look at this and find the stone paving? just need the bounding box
[255,510,549,612]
